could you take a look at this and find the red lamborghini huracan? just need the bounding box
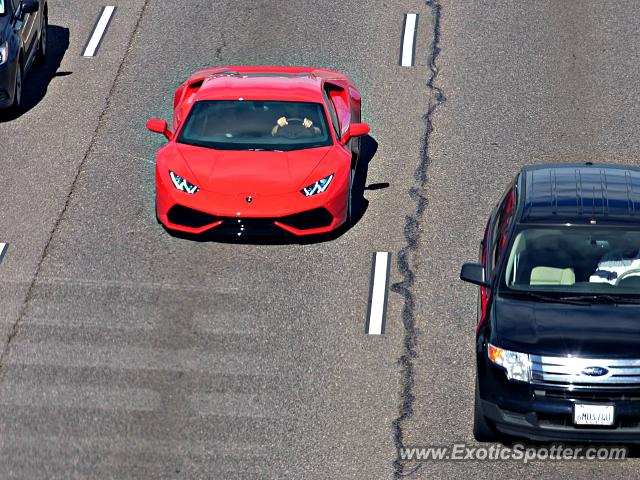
[147,66,370,237]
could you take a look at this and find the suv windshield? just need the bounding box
[501,226,640,296]
[177,100,333,152]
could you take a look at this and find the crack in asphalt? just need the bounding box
[215,30,228,63]
[391,0,445,478]
[211,3,236,63]
[215,31,228,61]
[0,0,154,383]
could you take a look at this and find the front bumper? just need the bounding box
[479,361,640,443]
[0,60,15,109]
[155,170,348,236]
[482,398,640,443]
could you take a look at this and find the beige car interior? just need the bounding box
[505,231,576,286]
[530,267,576,286]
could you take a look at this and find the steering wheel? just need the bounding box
[615,268,640,286]
[272,118,314,139]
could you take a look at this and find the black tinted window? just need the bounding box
[502,227,640,295]
[177,100,332,152]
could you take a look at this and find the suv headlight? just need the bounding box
[301,174,334,197]
[169,171,199,194]
[0,42,8,66]
[488,343,531,383]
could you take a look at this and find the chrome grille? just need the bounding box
[530,355,640,388]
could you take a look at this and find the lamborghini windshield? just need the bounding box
[177,100,333,152]
[501,226,640,296]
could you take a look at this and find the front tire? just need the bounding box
[154,197,161,224]
[36,12,48,63]
[473,380,498,442]
[8,62,23,114]
[346,167,355,225]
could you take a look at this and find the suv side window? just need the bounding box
[491,186,516,271]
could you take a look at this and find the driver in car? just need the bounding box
[590,247,640,284]
[271,105,321,136]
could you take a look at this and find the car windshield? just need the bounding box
[501,226,640,297]
[0,1,5,15]
[177,100,333,152]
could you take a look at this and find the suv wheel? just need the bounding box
[36,13,48,63]
[473,381,498,442]
[9,63,23,114]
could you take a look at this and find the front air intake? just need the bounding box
[279,208,334,230]
[167,205,220,228]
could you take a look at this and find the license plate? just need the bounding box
[573,404,615,426]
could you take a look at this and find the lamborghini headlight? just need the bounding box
[169,171,199,194]
[488,343,531,383]
[301,174,334,197]
[0,42,8,66]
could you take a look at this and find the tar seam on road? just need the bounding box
[365,252,392,335]
[0,243,7,265]
[82,6,117,57]
[400,14,419,67]
[0,0,153,384]
[391,0,445,478]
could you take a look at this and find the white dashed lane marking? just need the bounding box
[400,13,418,67]
[82,6,116,57]
[366,252,391,335]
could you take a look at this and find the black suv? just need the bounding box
[0,0,47,111]
[461,163,640,443]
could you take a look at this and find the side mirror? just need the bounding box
[19,0,39,17]
[146,118,173,140]
[460,263,491,288]
[340,123,370,145]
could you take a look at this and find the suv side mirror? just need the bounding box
[18,0,39,17]
[460,263,490,288]
[340,123,369,145]
[147,118,173,140]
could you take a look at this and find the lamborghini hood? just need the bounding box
[174,144,333,195]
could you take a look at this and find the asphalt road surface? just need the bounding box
[0,0,640,479]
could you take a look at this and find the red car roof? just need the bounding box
[195,73,326,103]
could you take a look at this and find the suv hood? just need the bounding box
[493,295,640,357]
[175,143,333,195]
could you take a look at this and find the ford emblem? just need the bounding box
[581,366,609,377]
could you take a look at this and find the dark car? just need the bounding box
[461,163,640,444]
[0,0,47,112]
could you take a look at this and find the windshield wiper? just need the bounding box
[245,148,283,152]
[557,294,640,305]
[502,290,591,305]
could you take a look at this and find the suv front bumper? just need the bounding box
[479,358,640,443]
[0,60,14,109]
[481,397,640,443]
[0,62,15,108]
